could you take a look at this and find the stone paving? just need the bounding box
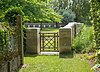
[40,52,59,55]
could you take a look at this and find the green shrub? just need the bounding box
[72,25,95,53]
[59,9,76,24]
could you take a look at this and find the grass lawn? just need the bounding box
[41,27,59,32]
[18,54,93,72]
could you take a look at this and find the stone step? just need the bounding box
[40,52,59,55]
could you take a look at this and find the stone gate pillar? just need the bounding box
[59,27,72,54]
[26,28,40,54]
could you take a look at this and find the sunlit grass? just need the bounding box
[41,27,59,32]
[18,54,93,72]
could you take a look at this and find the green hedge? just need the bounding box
[90,0,100,49]
[90,0,100,63]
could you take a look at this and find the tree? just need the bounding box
[22,1,62,22]
[0,0,25,21]
[49,0,90,24]
[49,0,70,12]
[59,9,76,24]
[71,0,90,23]
[0,0,62,23]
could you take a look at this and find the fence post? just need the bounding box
[16,15,24,66]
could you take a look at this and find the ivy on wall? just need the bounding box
[90,0,100,49]
[0,23,18,63]
[0,29,9,61]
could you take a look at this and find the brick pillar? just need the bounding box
[59,27,72,54]
[26,28,40,54]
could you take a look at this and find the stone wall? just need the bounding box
[75,22,84,35]
[59,22,83,54]
[0,55,20,72]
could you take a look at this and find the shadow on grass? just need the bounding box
[24,51,74,58]
[59,51,74,58]
[24,54,38,57]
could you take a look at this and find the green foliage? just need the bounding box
[0,0,25,21]
[0,23,18,62]
[50,0,90,24]
[71,0,90,23]
[0,0,62,23]
[50,0,69,11]
[0,30,6,49]
[59,9,76,24]
[90,0,100,67]
[90,0,100,49]
[72,26,95,53]
[0,29,9,59]
[23,1,62,22]
[4,7,24,26]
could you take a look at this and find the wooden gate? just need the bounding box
[40,32,59,52]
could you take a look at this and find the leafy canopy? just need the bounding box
[0,0,62,23]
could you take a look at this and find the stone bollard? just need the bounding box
[26,28,40,54]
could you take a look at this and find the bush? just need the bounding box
[59,9,76,24]
[72,25,95,53]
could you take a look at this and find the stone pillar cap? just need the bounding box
[60,26,72,29]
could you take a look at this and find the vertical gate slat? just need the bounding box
[42,33,44,51]
[57,32,58,50]
[54,33,56,51]
[40,32,41,52]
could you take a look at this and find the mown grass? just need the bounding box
[18,54,93,72]
[41,27,59,32]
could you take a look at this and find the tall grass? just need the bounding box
[72,25,95,53]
